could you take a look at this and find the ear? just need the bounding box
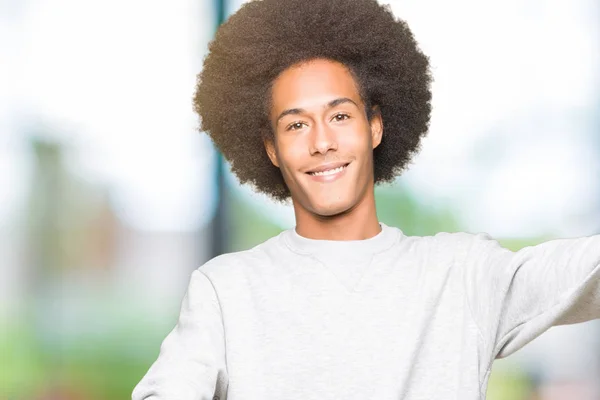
[263,137,280,168]
[370,105,383,149]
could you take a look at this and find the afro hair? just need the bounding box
[193,0,432,203]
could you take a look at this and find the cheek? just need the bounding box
[277,145,304,175]
[338,129,371,153]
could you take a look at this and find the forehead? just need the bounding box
[270,59,362,115]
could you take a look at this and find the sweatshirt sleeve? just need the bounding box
[132,269,227,400]
[462,232,600,359]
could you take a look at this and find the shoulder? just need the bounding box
[423,231,502,265]
[431,230,490,242]
[426,230,484,252]
[431,230,497,248]
[196,232,285,281]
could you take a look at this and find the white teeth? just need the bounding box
[309,165,347,176]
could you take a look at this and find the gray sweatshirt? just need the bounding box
[132,222,600,400]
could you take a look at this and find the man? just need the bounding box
[132,0,600,399]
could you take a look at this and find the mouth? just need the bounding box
[306,162,350,182]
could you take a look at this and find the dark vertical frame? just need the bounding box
[210,0,229,257]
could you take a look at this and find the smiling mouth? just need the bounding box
[307,163,350,176]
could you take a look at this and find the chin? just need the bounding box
[310,197,354,217]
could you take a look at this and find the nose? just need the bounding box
[309,122,337,155]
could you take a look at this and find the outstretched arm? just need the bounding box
[132,269,227,400]
[462,232,600,359]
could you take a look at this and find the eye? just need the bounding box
[333,113,350,122]
[286,122,306,131]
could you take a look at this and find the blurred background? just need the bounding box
[1,0,599,398]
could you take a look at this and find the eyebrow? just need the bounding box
[275,97,358,125]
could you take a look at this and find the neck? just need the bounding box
[292,187,380,241]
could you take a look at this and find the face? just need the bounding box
[264,58,383,217]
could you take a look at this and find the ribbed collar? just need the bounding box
[280,222,400,264]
